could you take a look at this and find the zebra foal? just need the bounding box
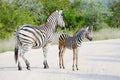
[58,27,92,71]
[14,10,65,70]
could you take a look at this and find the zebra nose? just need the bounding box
[62,27,66,30]
[90,38,93,41]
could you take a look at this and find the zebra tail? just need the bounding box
[14,27,20,63]
[14,46,18,63]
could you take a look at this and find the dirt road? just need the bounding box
[0,39,120,80]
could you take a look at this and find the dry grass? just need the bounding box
[0,28,120,53]
[93,28,120,40]
[53,28,120,44]
[0,37,15,53]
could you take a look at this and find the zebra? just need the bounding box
[14,10,65,70]
[58,27,92,71]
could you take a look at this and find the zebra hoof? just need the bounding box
[18,67,22,71]
[27,67,31,70]
[72,68,75,71]
[43,60,49,69]
[60,66,62,69]
[77,68,79,70]
[44,65,49,69]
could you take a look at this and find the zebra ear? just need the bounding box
[56,10,59,13]
[58,10,63,15]
[86,26,89,31]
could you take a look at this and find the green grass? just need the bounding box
[0,28,120,53]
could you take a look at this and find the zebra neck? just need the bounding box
[78,36,83,41]
[73,33,83,40]
[73,35,83,43]
[46,20,57,32]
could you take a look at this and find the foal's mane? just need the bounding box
[73,27,87,37]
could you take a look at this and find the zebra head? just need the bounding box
[85,27,93,41]
[73,26,93,41]
[56,10,65,30]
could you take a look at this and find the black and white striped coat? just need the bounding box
[14,10,65,70]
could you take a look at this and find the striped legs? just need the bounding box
[73,48,79,71]
[22,55,30,70]
[59,45,65,69]
[43,45,49,69]
[17,45,22,70]
[17,44,31,70]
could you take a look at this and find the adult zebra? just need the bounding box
[58,27,92,71]
[14,10,65,70]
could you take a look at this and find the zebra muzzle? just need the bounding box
[62,27,66,30]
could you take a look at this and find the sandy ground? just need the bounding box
[0,39,120,80]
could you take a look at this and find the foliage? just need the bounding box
[0,0,120,39]
[39,0,84,30]
[80,0,112,31]
[12,0,44,24]
[0,0,35,39]
[107,0,120,28]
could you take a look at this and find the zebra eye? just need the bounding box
[87,33,89,35]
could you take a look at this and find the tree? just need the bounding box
[0,0,35,39]
[107,0,120,28]
[80,0,112,31]
[12,0,44,24]
[39,0,84,30]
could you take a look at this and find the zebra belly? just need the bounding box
[64,39,73,49]
[64,38,79,49]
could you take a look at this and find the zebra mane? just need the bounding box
[73,27,87,37]
[46,10,58,22]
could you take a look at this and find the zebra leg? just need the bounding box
[17,46,22,70]
[59,50,62,69]
[43,45,49,69]
[75,48,79,70]
[72,48,76,71]
[59,50,65,69]
[61,48,65,69]
[22,55,30,70]
[18,60,22,70]
[21,44,31,70]
[59,45,65,69]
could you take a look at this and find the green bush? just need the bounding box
[40,0,84,31]
[0,1,35,39]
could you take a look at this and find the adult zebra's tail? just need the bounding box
[14,46,18,63]
[14,27,19,63]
